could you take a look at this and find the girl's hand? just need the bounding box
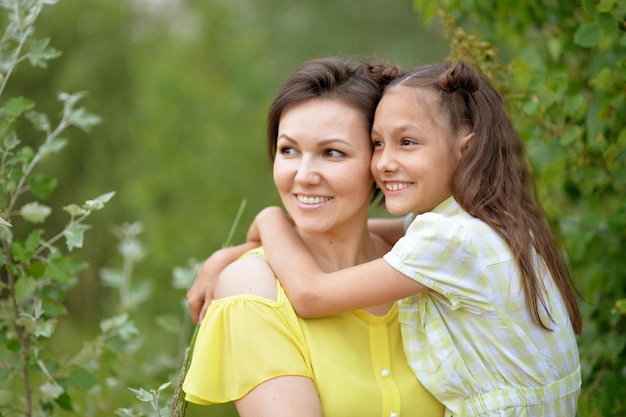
[186,242,259,324]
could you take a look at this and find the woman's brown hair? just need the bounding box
[392,61,582,334]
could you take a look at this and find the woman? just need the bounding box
[182,57,444,417]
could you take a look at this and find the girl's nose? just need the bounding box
[295,157,322,185]
[372,148,397,175]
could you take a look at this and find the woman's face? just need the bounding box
[273,98,374,235]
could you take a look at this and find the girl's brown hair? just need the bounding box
[266,57,405,202]
[393,61,582,334]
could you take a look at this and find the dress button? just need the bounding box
[381,369,390,377]
[389,413,398,417]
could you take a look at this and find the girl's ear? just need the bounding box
[455,132,474,159]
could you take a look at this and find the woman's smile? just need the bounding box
[273,98,374,234]
[296,194,334,205]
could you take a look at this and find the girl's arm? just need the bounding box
[250,207,427,317]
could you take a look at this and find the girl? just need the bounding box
[249,61,582,416]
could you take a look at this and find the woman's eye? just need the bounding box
[325,149,345,157]
[401,138,416,146]
[372,140,383,148]
[279,146,296,155]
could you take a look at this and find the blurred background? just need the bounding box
[5,0,626,416]
[7,0,446,414]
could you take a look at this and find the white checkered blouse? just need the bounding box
[384,198,581,417]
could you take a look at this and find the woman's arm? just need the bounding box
[367,217,406,246]
[252,207,427,317]
[236,376,322,417]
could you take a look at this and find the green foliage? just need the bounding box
[0,1,183,415]
[413,0,626,415]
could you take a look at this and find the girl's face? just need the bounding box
[371,86,464,215]
[273,98,374,235]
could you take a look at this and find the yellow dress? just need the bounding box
[183,250,444,417]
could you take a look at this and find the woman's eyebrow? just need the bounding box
[318,138,349,147]
[277,134,297,144]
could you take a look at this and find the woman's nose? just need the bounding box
[295,156,322,185]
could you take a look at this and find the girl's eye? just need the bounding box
[279,146,297,155]
[324,149,345,158]
[401,138,416,146]
[372,140,383,148]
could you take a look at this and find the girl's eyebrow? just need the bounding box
[373,124,424,136]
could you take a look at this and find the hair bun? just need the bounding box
[366,63,407,87]
[439,61,480,94]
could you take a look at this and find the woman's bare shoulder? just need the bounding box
[213,253,278,301]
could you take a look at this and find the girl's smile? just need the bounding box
[371,86,463,215]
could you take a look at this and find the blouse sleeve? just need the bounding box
[182,288,313,405]
[383,212,493,314]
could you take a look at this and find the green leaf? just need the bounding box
[565,95,587,119]
[597,0,615,13]
[25,110,50,132]
[118,237,144,261]
[63,223,91,251]
[20,201,52,223]
[40,381,63,400]
[84,191,115,211]
[40,137,68,156]
[63,203,87,217]
[574,22,604,47]
[13,275,35,301]
[3,96,35,117]
[3,130,19,150]
[27,37,62,68]
[41,297,68,318]
[581,0,598,17]
[54,392,73,412]
[25,229,44,253]
[155,314,181,334]
[128,387,154,403]
[101,313,131,334]
[0,216,12,229]
[596,12,617,34]
[100,267,123,288]
[31,260,47,279]
[10,241,29,263]
[30,174,58,199]
[546,38,563,62]
[47,256,86,287]
[12,145,35,165]
[65,366,98,390]
[35,318,56,338]
[590,67,613,91]
[67,107,102,132]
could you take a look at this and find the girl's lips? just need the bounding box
[383,181,413,192]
